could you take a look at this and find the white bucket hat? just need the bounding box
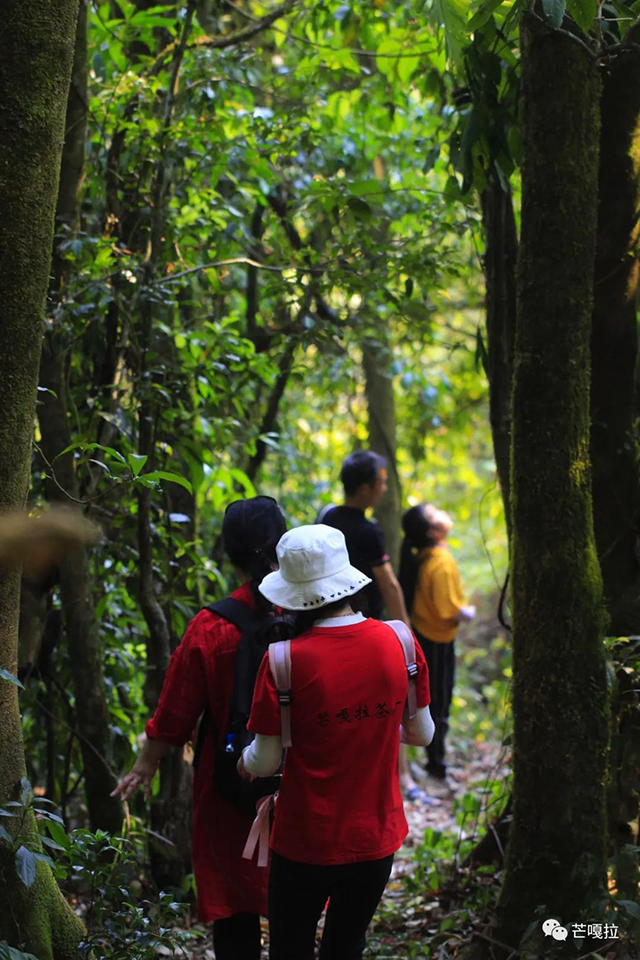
[258,524,372,611]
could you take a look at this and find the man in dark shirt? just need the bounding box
[320,451,410,624]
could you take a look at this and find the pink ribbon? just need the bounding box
[242,793,277,868]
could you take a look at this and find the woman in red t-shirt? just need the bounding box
[112,497,286,960]
[238,524,434,960]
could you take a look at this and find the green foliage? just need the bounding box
[53,830,196,960]
[20,0,509,829]
[0,779,62,889]
[0,945,40,960]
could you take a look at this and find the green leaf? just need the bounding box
[469,0,506,31]
[436,0,468,72]
[611,0,635,37]
[20,778,32,806]
[138,471,193,494]
[542,0,567,28]
[0,943,41,960]
[45,819,70,849]
[0,825,11,844]
[566,0,597,33]
[230,469,257,497]
[15,846,37,888]
[619,899,640,920]
[127,453,148,477]
[347,197,372,221]
[31,851,54,867]
[0,668,24,690]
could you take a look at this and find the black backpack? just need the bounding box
[193,597,292,818]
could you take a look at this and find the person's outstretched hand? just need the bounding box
[111,754,158,801]
[111,737,171,801]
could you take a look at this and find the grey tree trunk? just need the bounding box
[363,338,402,570]
[0,0,85,954]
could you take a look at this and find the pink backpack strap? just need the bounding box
[268,640,293,748]
[385,620,418,719]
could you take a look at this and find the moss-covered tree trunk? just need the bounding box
[37,0,123,834]
[494,15,608,945]
[363,337,402,570]
[591,43,640,636]
[0,0,85,955]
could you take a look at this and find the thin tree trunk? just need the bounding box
[494,15,608,944]
[363,337,402,570]
[481,180,517,538]
[0,0,85,954]
[591,42,640,635]
[37,0,123,834]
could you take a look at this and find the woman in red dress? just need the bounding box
[112,497,286,960]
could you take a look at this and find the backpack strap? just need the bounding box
[385,620,418,719]
[193,598,262,768]
[268,640,293,749]
[316,503,335,523]
[205,598,262,635]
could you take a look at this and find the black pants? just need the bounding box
[268,851,394,960]
[213,912,261,960]
[416,633,455,778]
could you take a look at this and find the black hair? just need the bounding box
[398,504,438,612]
[340,450,387,496]
[292,592,364,637]
[222,496,287,610]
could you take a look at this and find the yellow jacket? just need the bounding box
[411,545,465,643]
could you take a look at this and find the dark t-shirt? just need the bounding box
[319,505,389,619]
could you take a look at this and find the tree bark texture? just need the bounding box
[363,338,402,570]
[591,44,640,635]
[37,0,123,835]
[481,181,517,538]
[495,15,608,943]
[0,0,85,954]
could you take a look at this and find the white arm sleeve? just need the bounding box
[242,734,283,777]
[400,705,435,746]
[457,604,476,622]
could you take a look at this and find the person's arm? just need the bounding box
[400,706,435,746]
[240,653,284,780]
[238,734,283,778]
[372,561,411,625]
[111,736,171,801]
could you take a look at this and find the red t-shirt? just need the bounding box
[247,618,430,865]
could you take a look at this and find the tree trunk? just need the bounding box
[494,14,608,944]
[37,0,123,835]
[590,43,640,636]
[0,0,85,954]
[363,338,402,570]
[481,180,517,537]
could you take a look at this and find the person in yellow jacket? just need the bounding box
[399,504,475,789]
